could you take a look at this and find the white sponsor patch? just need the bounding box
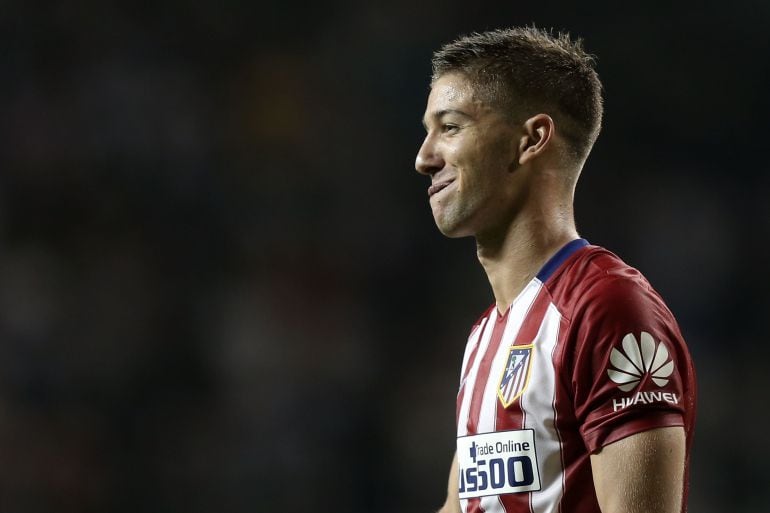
[456,429,541,499]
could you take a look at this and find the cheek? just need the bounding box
[442,143,464,167]
[447,143,483,177]
[448,135,512,190]
[485,134,517,167]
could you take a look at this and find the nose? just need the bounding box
[415,133,444,176]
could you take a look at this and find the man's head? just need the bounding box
[416,27,603,239]
[431,26,603,164]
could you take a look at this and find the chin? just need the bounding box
[434,218,474,239]
[431,201,478,238]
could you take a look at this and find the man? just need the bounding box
[415,27,696,513]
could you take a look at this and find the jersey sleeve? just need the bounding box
[569,272,696,453]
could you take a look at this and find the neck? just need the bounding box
[476,205,578,315]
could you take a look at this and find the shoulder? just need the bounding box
[551,245,649,292]
[545,245,671,324]
[548,246,687,374]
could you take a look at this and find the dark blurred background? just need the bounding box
[1,1,768,512]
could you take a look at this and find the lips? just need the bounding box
[428,179,454,197]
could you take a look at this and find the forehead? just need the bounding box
[424,73,486,119]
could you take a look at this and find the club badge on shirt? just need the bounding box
[498,344,534,408]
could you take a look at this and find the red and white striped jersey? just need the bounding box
[455,239,696,513]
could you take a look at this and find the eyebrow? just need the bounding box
[421,109,473,130]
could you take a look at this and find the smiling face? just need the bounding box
[416,73,526,239]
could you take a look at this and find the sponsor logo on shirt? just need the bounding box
[607,332,678,412]
[612,391,680,412]
[456,429,541,498]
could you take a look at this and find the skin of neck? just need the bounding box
[476,163,580,314]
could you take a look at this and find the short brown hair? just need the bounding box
[432,26,603,162]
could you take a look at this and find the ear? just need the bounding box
[517,114,555,165]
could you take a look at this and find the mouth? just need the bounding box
[428,179,455,197]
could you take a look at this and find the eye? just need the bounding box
[442,123,460,134]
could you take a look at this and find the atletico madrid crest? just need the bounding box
[498,344,534,408]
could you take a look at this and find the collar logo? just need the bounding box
[607,332,674,392]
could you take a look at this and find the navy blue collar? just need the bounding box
[535,238,589,282]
